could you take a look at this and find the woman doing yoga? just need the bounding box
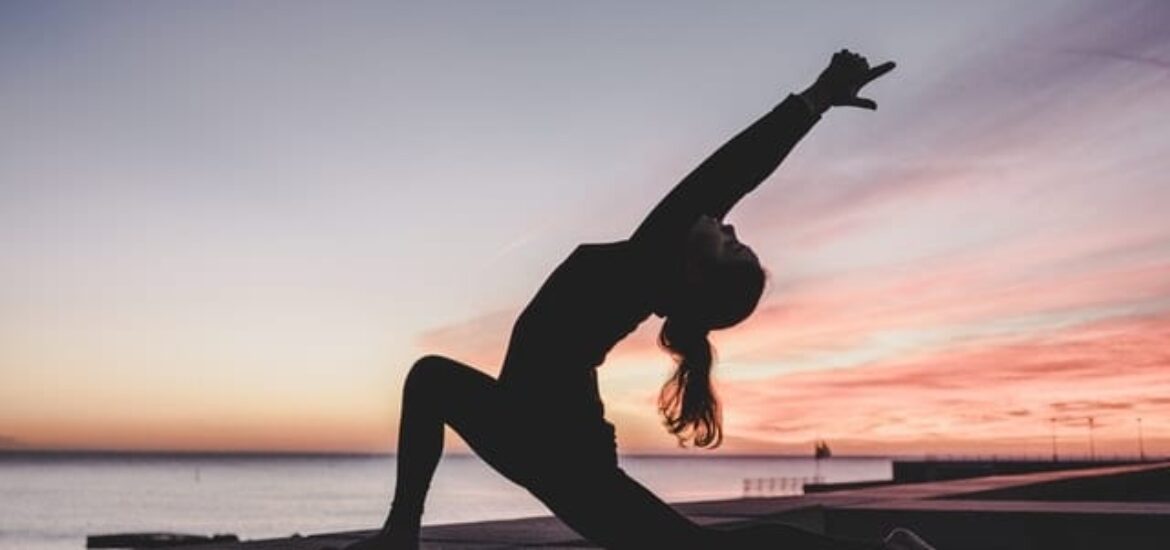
[350,50,933,550]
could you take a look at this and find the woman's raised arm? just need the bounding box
[629,93,820,247]
[630,50,895,248]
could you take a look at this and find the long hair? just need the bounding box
[657,258,766,448]
[657,316,722,448]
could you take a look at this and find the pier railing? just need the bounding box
[741,475,825,497]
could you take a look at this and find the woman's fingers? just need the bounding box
[841,96,878,110]
[865,61,897,83]
[848,60,894,109]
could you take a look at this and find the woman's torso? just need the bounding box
[498,240,657,436]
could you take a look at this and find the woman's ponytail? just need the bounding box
[657,316,722,448]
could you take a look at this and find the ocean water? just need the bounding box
[0,453,890,550]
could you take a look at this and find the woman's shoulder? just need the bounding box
[575,239,652,264]
[571,239,661,279]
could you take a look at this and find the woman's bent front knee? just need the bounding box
[404,355,496,398]
[404,354,459,393]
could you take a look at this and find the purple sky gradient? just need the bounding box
[2,0,1169,454]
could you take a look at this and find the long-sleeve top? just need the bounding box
[496,94,820,451]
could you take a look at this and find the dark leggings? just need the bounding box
[385,355,882,550]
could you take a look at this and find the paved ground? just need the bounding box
[171,461,1170,550]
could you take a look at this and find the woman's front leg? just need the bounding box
[347,355,517,550]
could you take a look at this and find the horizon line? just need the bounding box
[0,448,902,460]
[2,448,1163,462]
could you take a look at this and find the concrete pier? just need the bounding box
[166,461,1170,550]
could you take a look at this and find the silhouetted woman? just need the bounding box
[350,51,931,550]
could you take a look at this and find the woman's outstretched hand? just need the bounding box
[800,49,896,113]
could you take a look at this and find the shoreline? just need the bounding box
[141,459,1170,549]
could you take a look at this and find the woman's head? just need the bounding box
[678,215,767,329]
[657,216,767,448]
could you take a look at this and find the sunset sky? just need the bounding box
[2,0,1169,456]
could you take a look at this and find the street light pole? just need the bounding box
[1088,416,1096,461]
[1050,417,1058,462]
[1138,417,1146,461]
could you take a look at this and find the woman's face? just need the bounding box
[674,215,766,328]
[686,215,759,268]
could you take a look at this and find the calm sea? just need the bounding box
[0,453,890,550]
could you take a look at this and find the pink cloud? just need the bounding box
[716,311,1170,455]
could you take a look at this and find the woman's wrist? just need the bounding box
[797,84,831,115]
